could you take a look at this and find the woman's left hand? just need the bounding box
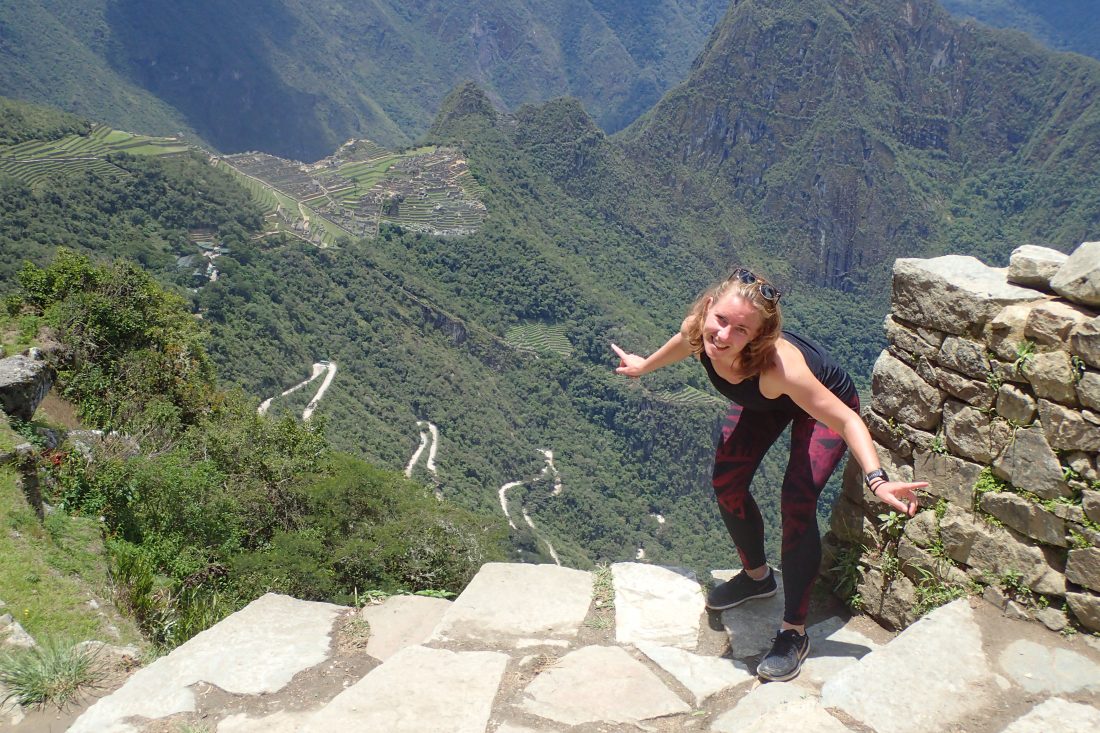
[872,480,927,517]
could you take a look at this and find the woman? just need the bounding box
[611,267,926,682]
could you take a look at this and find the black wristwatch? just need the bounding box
[864,468,889,494]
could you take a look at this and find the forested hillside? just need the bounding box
[4,0,1100,623]
[0,0,726,161]
[623,0,1100,292]
[940,0,1100,59]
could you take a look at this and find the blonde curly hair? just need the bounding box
[683,269,783,379]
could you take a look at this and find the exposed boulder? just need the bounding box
[892,257,1042,338]
[0,352,54,421]
[1007,245,1068,290]
[1050,241,1100,307]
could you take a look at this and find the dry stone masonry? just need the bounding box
[826,242,1100,633]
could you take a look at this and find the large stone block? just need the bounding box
[1070,316,1100,368]
[996,384,1037,425]
[856,567,920,630]
[943,400,998,463]
[988,302,1045,363]
[871,352,944,430]
[1066,591,1100,633]
[1008,244,1068,290]
[1022,351,1078,405]
[901,510,937,548]
[884,316,944,361]
[934,366,995,409]
[897,538,971,589]
[913,450,982,508]
[936,337,990,380]
[939,505,1065,596]
[0,354,54,421]
[892,257,1041,337]
[1025,299,1093,346]
[1066,548,1100,593]
[992,425,1072,500]
[1084,490,1100,524]
[829,495,881,548]
[1078,371,1100,412]
[978,492,1067,547]
[1037,399,1100,452]
[1050,241,1100,307]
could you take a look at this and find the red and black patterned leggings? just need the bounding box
[712,394,858,626]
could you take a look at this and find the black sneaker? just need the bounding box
[757,629,810,682]
[705,569,777,610]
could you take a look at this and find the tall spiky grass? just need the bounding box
[0,638,101,708]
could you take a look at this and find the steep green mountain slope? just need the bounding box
[623,0,1100,290]
[4,0,1100,582]
[940,1,1100,59]
[0,0,725,161]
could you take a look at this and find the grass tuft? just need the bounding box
[0,637,102,709]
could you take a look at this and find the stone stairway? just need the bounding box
[66,562,1100,733]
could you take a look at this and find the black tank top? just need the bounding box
[699,331,856,414]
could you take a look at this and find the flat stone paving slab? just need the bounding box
[519,645,691,726]
[301,645,508,733]
[820,599,996,733]
[359,593,451,661]
[614,562,703,649]
[800,615,882,687]
[713,569,786,658]
[721,697,852,733]
[636,641,753,704]
[999,697,1100,733]
[996,638,1100,695]
[431,562,592,644]
[69,594,345,733]
[710,682,817,733]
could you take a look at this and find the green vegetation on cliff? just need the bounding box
[6,253,506,648]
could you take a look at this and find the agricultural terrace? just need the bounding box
[219,139,487,244]
[504,323,573,358]
[0,124,188,186]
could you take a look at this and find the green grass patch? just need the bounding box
[0,466,143,645]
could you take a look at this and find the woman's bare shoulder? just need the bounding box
[759,339,810,396]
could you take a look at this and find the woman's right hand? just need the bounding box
[611,343,648,378]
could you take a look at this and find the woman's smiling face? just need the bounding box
[702,292,764,368]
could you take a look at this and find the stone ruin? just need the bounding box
[826,242,1100,634]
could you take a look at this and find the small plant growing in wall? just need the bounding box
[877,510,907,541]
[913,567,970,615]
[828,544,866,599]
[1012,340,1035,375]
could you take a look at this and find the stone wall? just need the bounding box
[825,242,1100,634]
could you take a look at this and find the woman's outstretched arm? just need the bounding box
[611,329,694,378]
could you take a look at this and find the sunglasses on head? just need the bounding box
[730,267,782,303]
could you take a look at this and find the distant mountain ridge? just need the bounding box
[622,0,1100,289]
[940,0,1100,60]
[0,0,726,161]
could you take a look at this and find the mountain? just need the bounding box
[623,0,1100,290]
[940,1,1100,60]
[5,0,1100,593]
[0,0,726,161]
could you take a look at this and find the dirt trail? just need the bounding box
[498,450,564,565]
[257,361,335,421]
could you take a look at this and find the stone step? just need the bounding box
[63,563,1100,733]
